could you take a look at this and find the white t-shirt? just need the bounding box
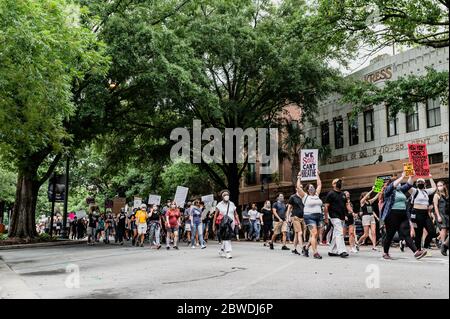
[248,209,260,221]
[302,195,323,215]
[216,200,237,229]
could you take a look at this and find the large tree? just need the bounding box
[93,0,344,204]
[0,0,108,238]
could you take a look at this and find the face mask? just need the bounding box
[438,186,444,191]
[308,187,316,194]
[336,181,342,189]
[170,205,176,209]
[417,184,425,190]
[223,195,229,201]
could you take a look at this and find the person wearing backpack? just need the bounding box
[433,181,449,255]
[212,190,240,259]
[296,171,323,259]
[408,176,437,251]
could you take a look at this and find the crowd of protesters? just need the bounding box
[38,170,449,260]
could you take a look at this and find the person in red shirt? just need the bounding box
[165,201,181,250]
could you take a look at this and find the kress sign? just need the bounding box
[364,66,393,83]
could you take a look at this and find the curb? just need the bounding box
[0,240,87,250]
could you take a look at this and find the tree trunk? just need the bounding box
[227,163,241,209]
[8,169,40,239]
[0,200,5,224]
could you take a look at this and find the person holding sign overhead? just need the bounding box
[381,172,427,260]
[357,187,380,251]
[408,175,437,251]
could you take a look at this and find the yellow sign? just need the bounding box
[403,162,414,177]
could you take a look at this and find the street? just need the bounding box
[0,241,448,299]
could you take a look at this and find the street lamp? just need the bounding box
[373,155,383,165]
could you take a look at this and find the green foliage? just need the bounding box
[0,165,16,203]
[0,233,8,240]
[317,0,449,49]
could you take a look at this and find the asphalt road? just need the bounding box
[0,241,448,299]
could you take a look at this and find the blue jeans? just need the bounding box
[250,220,261,240]
[191,223,205,246]
[148,222,160,246]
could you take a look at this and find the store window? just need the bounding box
[428,152,443,165]
[364,109,374,142]
[386,106,398,137]
[348,114,358,146]
[334,117,344,149]
[426,98,441,128]
[406,103,419,132]
[321,121,329,146]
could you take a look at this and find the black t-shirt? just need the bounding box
[272,201,287,220]
[117,213,127,228]
[325,190,347,220]
[361,203,374,216]
[288,194,304,218]
[88,214,97,228]
[261,208,272,223]
[148,211,160,222]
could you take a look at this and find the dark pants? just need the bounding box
[384,210,417,254]
[263,221,272,241]
[412,209,436,250]
[117,227,125,243]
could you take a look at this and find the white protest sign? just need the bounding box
[133,197,142,209]
[148,194,161,205]
[174,186,189,208]
[300,149,319,181]
[201,194,214,205]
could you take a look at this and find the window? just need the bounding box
[321,122,329,146]
[406,103,419,132]
[428,153,443,165]
[348,114,358,146]
[246,163,256,185]
[426,98,441,128]
[334,117,344,149]
[386,106,398,137]
[364,110,374,142]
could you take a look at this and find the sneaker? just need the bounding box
[414,249,427,260]
[440,244,448,256]
[157,245,161,250]
[340,252,349,258]
[166,246,170,250]
[196,243,200,247]
[292,249,300,255]
[269,242,274,250]
[140,243,144,247]
[355,244,360,252]
[191,246,196,249]
[281,245,290,251]
[225,252,232,259]
[351,247,358,253]
[313,253,322,259]
[302,246,309,257]
[219,249,225,257]
[328,252,339,257]
[383,253,392,260]
[201,245,206,249]
[399,240,405,252]
[173,246,179,250]
[120,242,124,246]
[371,247,378,251]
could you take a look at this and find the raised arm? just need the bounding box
[316,170,322,196]
[428,175,437,194]
[393,171,406,188]
[368,192,380,205]
[297,172,306,198]
[360,187,374,207]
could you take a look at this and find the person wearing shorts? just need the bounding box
[297,170,324,259]
[343,191,358,253]
[135,204,148,247]
[287,189,306,256]
[357,187,380,251]
[165,202,181,250]
[269,194,289,251]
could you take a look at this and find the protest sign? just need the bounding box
[408,144,430,177]
[112,197,126,215]
[300,149,318,181]
[133,197,142,209]
[174,186,189,207]
[373,178,384,193]
[201,194,214,205]
[403,162,415,177]
[148,194,161,206]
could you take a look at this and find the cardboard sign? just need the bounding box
[300,149,319,181]
[148,194,161,206]
[373,178,385,193]
[112,197,126,215]
[408,144,430,177]
[174,186,189,208]
[403,162,415,177]
[201,194,214,205]
[133,197,142,209]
